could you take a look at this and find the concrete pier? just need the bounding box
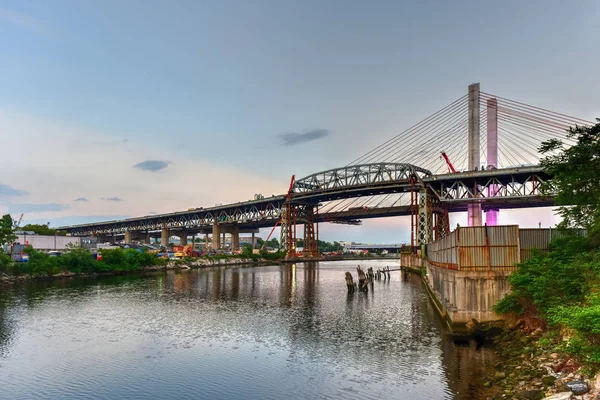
[179,231,188,246]
[232,225,240,250]
[212,223,220,250]
[161,228,170,247]
[467,83,482,227]
[486,98,499,225]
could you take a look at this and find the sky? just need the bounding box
[0,0,598,243]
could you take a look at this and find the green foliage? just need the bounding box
[495,120,600,372]
[61,246,96,273]
[98,248,159,272]
[317,240,343,252]
[549,293,600,368]
[0,249,11,274]
[540,119,600,244]
[20,224,65,236]
[495,235,599,317]
[240,244,254,258]
[22,246,63,276]
[0,214,17,246]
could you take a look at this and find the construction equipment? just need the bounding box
[9,214,24,261]
[15,213,23,229]
[260,175,295,253]
[440,152,457,173]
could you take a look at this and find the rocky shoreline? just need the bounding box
[482,326,600,400]
[0,257,272,283]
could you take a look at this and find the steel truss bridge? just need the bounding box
[60,163,552,247]
[59,83,593,257]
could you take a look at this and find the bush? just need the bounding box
[495,233,600,372]
[61,246,96,273]
[23,246,62,276]
[0,249,11,274]
[494,235,599,317]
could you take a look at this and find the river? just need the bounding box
[0,260,498,399]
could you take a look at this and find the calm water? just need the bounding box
[0,260,497,399]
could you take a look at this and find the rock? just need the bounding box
[465,319,477,332]
[533,369,546,378]
[519,389,545,400]
[554,360,566,373]
[565,381,589,396]
[532,327,544,337]
[541,393,573,400]
[550,353,559,359]
[542,376,557,386]
[495,371,506,380]
[484,381,493,388]
[593,373,600,391]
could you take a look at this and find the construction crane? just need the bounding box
[260,175,295,252]
[9,214,24,260]
[440,152,457,173]
[15,213,23,229]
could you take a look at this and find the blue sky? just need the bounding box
[0,0,598,242]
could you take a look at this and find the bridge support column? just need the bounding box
[302,206,318,257]
[416,187,450,245]
[468,82,483,226]
[161,228,170,247]
[232,225,240,251]
[222,232,226,249]
[212,223,220,250]
[205,234,209,250]
[486,97,499,225]
[179,231,188,246]
[144,232,151,244]
[280,203,297,258]
[417,188,432,245]
[251,232,256,249]
[124,231,132,244]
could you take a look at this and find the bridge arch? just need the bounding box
[293,163,433,193]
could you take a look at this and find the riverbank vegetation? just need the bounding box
[1,246,169,277]
[495,120,600,374]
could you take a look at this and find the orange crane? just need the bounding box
[260,175,295,252]
[440,152,457,173]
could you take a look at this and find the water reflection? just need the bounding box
[0,261,498,399]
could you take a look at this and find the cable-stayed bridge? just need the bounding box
[59,83,593,256]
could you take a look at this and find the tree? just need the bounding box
[0,214,17,246]
[540,119,600,243]
[20,224,64,236]
[265,237,279,249]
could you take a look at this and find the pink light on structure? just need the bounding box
[486,98,499,225]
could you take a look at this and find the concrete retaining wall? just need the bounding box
[425,261,512,325]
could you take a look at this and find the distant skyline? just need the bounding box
[1,0,598,242]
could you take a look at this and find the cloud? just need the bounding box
[102,197,123,202]
[0,183,29,197]
[73,197,89,202]
[7,203,71,213]
[0,7,46,34]
[149,212,157,215]
[133,160,171,172]
[278,129,331,146]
